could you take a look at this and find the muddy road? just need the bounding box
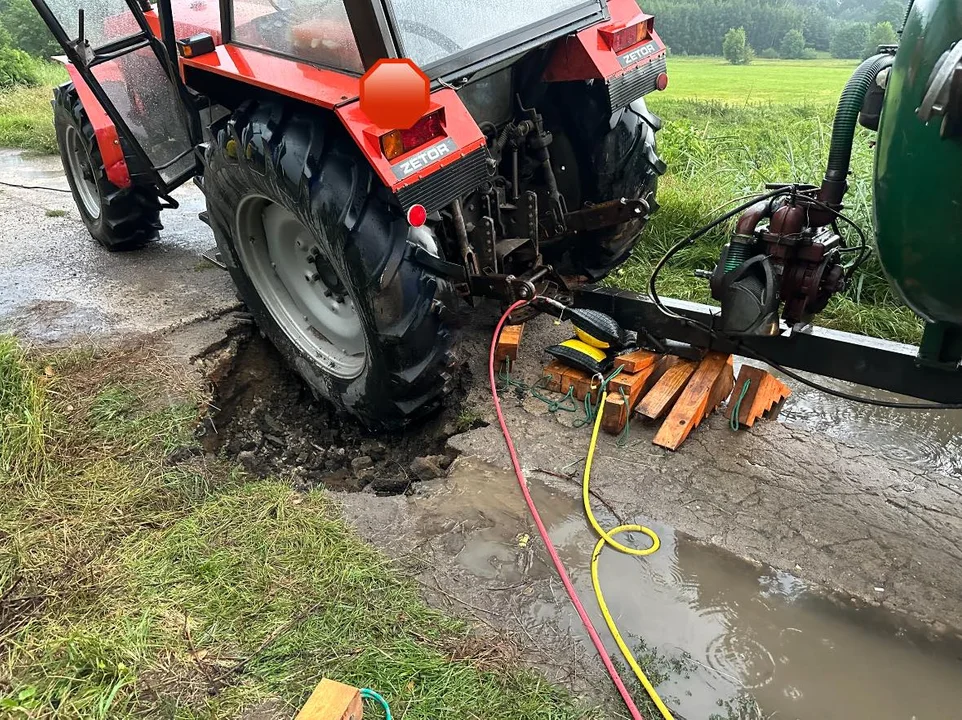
[3,148,962,719]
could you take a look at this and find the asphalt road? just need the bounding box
[0,148,236,344]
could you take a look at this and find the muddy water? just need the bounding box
[431,457,962,720]
[0,148,69,184]
[730,357,962,479]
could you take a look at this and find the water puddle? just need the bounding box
[733,358,962,479]
[0,149,67,183]
[429,457,962,720]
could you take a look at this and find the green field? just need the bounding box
[657,56,859,104]
[617,57,923,344]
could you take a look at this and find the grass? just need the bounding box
[0,62,65,154]
[0,337,597,719]
[659,56,859,104]
[613,58,924,344]
[44,208,66,217]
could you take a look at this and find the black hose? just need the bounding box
[825,54,891,184]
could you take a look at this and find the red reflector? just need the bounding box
[407,204,427,227]
[656,72,669,91]
[601,19,650,54]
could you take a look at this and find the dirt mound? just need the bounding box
[194,326,481,495]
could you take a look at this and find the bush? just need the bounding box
[758,47,780,59]
[0,0,60,58]
[722,27,753,65]
[0,46,41,88]
[831,22,871,59]
[779,29,807,59]
[864,21,898,59]
[800,47,818,60]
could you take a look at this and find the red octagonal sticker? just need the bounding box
[359,58,430,130]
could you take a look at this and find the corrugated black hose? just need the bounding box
[824,53,892,184]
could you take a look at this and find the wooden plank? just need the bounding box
[609,362,660,407]
[635,358,697,420]
[654,352,733,451]
[295,678,363,720]
[613,349,659,374]
[706,354,736,419]
[602,362,662,434]
[495,323,524,364]
[726,364,792,429]
[601,393,628,435]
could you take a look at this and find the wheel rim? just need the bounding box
[64,125,101,220]
[235,196,366,379]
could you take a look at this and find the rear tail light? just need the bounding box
[380,109,446,161]
[600,18,652,54]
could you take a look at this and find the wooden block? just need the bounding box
[726,364,791,429]
[541,361,601,403]
[653,352,734,451]
[613,349,659,374]
[542,360,569,393]
[601,393,628,435]
[635,358,697,420]
[495,323,524,364]
[296,678,363,720]
[601,362,662,434]
[567,369,603,404]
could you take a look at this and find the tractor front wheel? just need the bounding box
[204,101,458,430]
[53,83,162,251]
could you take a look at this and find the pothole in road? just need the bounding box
[193,326,485,495]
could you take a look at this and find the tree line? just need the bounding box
[645,0,907,60]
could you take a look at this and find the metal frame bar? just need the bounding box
[345,0,399,69]
[220,0,234,45]
[574,286,962,404]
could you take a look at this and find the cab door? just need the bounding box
[30,0,200,193]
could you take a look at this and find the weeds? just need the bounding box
[0,336,594,719]
[0,62,65,153]
[0,335,52,478]
[44,209,66,217]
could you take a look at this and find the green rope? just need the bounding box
[730,378,752,431]
[498,358,530,393]
[531,376,578,413]
[574,364,626,428]
[360,688,392,719]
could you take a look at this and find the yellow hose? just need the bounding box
[584,390,675,720]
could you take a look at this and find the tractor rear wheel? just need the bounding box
[53,83,162,251]
[204,101,458,430]
[545,96,665,282]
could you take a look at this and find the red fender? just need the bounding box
[543,0,667,83]
[56,57,132,189]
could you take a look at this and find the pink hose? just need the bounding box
[488,300,645,720]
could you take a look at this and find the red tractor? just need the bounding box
[32,0,668,428]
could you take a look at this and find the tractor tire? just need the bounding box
[545,96,665,282]
[203,100,458,430]
[53,83,163,251]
